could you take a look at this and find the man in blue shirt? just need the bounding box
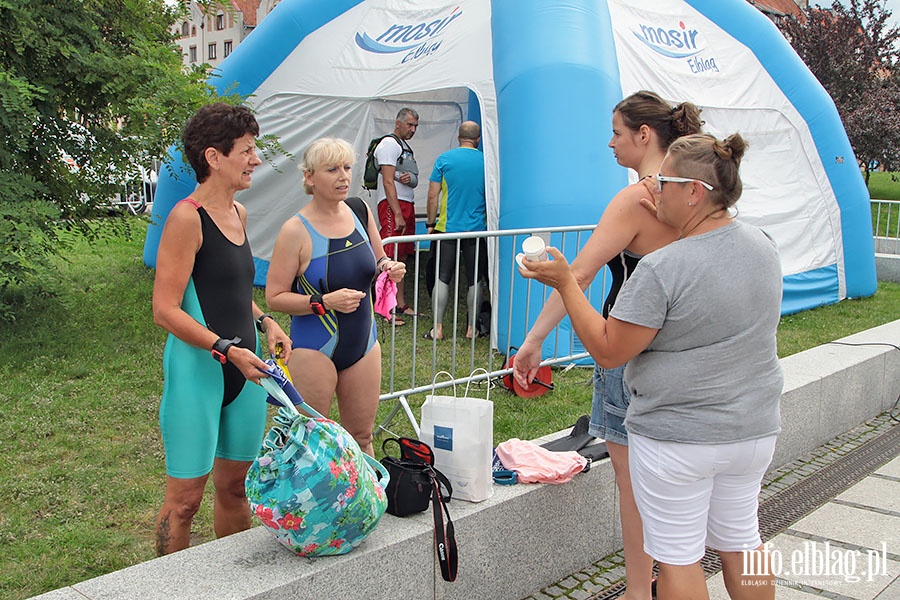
[425,121,488,340]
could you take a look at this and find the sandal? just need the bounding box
[382,313,405,327]
[422,328,442,340]
[397,304,427,318]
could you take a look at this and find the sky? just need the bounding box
[886,0,900,32]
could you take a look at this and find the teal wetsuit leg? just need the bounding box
[160,335,267,477]
[215,373,267,463]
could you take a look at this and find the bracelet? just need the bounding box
[426,222,436,228]
[255,313,272,333]
[376,256,390,272]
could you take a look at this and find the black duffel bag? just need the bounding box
[380,437,451,516]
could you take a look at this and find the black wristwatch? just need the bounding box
[255,313,273,333]
[309,294,327,316]
[211,336,241,364]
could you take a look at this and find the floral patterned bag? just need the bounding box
[246,362,389,557]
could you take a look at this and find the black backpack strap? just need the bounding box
[380,436,401,457]
[389,133,412,157]
[344,196,370,240]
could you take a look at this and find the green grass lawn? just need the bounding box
[0,218,898,599]
[867,170,900,201]
[868,172,899,239]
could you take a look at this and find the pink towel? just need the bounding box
[373,270,397,318]
[495,438,587,484]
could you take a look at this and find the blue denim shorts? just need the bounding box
[589,363,630,446]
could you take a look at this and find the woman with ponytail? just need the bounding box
[520,133,782,600]
[514,90,702,599]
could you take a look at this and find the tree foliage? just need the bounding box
[778,0,900,183]
[0,0,235,318]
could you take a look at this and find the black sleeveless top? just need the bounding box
[191,205,256,405]
[602,249,642,319]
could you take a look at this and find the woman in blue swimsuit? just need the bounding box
[152,103,292,556]
[266,137,406,456]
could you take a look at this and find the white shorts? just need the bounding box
[628,433,777,566]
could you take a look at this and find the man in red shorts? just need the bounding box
[375,107,421,324]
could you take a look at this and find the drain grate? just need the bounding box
[756,422,900,543]
[589,421,900,600]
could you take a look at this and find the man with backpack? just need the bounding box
[373,107,421,324]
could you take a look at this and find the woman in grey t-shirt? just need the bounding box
[519,133,782,600]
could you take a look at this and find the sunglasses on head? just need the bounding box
[656,174,715,194]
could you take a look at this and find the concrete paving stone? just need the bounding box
[782,474,803,486]
[765,532,900,600]
[876,456,900,478]
[875,473,900,483]
[591,576,615,587]
[836,477,900,513]
[558,576,580,589]
[595,559,618,569]
[580,580,604,594]
[543,585,565,596]
[790,502,900,554]
[571,572,590,582]
[873,573,900,599]
[706,572,825,599]
[598,569,625,582]
[568,589,592,600]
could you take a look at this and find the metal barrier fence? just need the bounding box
[375,225,601,437]
[872,199,900,255]
[374,200,897,436]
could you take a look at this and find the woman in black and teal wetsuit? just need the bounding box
[152,104,291,556]
[266,138,406,456]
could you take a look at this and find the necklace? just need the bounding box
[679,211,715,239]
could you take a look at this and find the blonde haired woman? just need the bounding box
[266,138,405,456]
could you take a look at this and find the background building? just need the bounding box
[173,0,280,68]
[749,0,806,25]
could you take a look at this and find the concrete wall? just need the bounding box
[33,320,900,600]
[876,253,900,283]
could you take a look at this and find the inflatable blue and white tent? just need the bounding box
[144,0,877,353]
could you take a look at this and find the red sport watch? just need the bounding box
[309,294,327,316]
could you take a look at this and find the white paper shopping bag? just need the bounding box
[420,372,493,502]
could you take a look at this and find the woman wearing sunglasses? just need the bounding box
[520,133,782,600]
[513,90,702,599]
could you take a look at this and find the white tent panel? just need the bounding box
[608,0,844,290]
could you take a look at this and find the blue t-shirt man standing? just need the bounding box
[425,121,488,340]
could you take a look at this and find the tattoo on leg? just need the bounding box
[156,513,172,556]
